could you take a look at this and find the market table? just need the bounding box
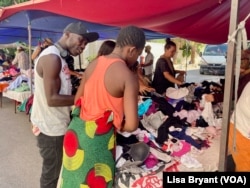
[0,82,9,108]
[2,90,32,113]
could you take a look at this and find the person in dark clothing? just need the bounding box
[205,50,250,103]
[152,38,186,95]
[0,50,6,66]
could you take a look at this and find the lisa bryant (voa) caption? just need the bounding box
[163,172,249,188]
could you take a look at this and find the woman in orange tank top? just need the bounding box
[60,26,146,188]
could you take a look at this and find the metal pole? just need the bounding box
[78,55,82,70]
[185,40,189,82]
[218,0,239,171]
[25,11,33,95]
[27,22,33,94]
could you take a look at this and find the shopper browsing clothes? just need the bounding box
[141,45,154,82]
[12,46,29,73]
[60,25,146,188]
[152,38,186,95]
[205,49,250,171]
[30,22,99,188]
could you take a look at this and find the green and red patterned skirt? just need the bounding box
[60,104,116,188]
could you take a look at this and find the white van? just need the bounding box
[199,43,227,75]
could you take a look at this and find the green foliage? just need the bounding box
[1,41,28,60]
[179,41,205,58]
[0,0,12,6]
[195,43,205,54]
[0,0,29,7]
[3,48,15,59]
[180,43,191,57]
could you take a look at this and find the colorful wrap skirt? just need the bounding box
[60,105,116,188]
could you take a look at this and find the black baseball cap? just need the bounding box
[63,22,99,43]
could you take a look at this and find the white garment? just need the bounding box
[180,154,202,169]
[166,87,189,99]
[230,82,250,139]
[12,51,29,71]
[143,52,154,76]
[173,109,201,124]
[31,45,72,136]
[200,95,216,126]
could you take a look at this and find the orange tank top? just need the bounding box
[80,56,124,129]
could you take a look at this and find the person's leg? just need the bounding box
[37,133,64,188]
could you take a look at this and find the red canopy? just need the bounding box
[0,0,250,44]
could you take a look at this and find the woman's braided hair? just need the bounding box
[116,26,146,50]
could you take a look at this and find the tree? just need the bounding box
[0,0,29,7]
[179,40,204,64]
[179,43,191,58]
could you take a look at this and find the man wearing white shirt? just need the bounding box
[141,45,154,82]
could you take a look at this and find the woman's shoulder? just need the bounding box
[156,57,166,63]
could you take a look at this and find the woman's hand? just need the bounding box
[139,85,155,95]
[179,70,186,75]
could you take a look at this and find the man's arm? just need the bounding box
[163,71,183,85]
[12,54,18,66]
[38,54,74,106]
[142,53,154,67]
[142,59,153,67]
[31,46,42,61]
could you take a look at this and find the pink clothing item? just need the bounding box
[9,68,19,77]
[32,125,41,136]
[164,161,180,172]
[186,110,200,124]
[144,154,158,168]
[145,101,158,116]
[171,140,191,157]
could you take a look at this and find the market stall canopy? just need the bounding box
[0,10,169,46]
[0,26,62,46]
[0,0,249,44]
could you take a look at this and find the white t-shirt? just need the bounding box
[143,52,154,76]
[230,82,250,139]
[31,46,72,136]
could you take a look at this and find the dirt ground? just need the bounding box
[0,96,41,188]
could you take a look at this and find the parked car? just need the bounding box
[199,43,227,75]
